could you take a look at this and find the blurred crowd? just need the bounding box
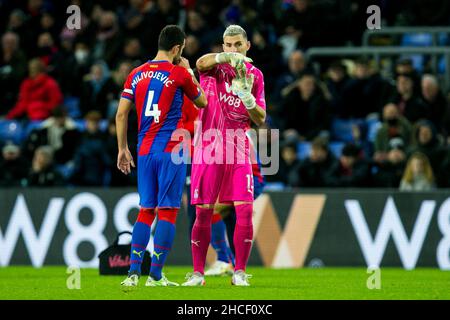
[1,0,450,190]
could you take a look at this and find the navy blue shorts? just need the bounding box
[253,176,265,199]
[137,152,186,208]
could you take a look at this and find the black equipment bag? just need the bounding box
[98,231,151,275]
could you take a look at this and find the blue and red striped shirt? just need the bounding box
[122,60,201,156]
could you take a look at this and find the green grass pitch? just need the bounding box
[0,266,449,300]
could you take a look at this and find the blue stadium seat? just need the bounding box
[262,182,285,191]
[0,120,24,145]
[55,163,75,181]
[438,56,446,74]
[99,119,108,132]
[366,118,382,143]
[74,120,86,131]
[331,118,364,142]
[438,32,449,46]
[329,141,345,158]
[331,119,352,142]
[401,33,433,47]
[74,119,108,132]
[399,54,424,72]
[64,96,81,119]
[297,142,311,160]
[24,121,44,137]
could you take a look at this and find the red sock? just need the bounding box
[191,206,214,274]
[234,203,253,272]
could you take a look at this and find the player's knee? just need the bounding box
[158,209,178,224]
[195,206,214,225]
[136,207,156,226]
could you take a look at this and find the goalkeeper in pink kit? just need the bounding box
[182,25,266,286]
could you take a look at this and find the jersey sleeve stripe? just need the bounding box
[121,94,134,101]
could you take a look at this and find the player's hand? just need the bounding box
[178,57,191,69]
[117,148,135,175]
[216,52,252,68]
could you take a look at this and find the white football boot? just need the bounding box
[231,270,252,286]
[121,274,139,287]
[205,261,234,276]
[145,274,179,287]
[181,272,206,286]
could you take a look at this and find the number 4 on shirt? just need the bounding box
[144,90,161,123]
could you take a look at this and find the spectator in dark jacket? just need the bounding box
[26,145,64,186]
[0,143,29,186]
[6,58,63,120]
[91,11,124,68]
[373,137,407,188]
[71,111,111,186]
[325,60,351,118]
[272,139,301,187]
[281,71,330,140]
[23,106,81,164]
[80,61,116,118]
[374,103,412,164]
[298,137,337,187]
[341,58,393,119]
[273,50,307,102]
[389,73,428,124]
[0,31,27,115]
[324,143,371,187]
[395,58,420,93]
[421,74,448,134]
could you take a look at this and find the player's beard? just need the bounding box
[173,54,181,65]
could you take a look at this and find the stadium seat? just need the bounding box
[366,118,382,143]
[99,119,108,132]
[55,163,75,181]
[399,54,424,72]
[438,32,449,46]
[331,118,364,142]
[329,141,345,158]
[438,56,446,74]
[64,96,81,119]
[0,120,24,145]
[74,119,108,132]
[401,33,433,47]
[262,182,285,191]
[74,120,86,131]
[297,142,311,160]
[24,121,44,137]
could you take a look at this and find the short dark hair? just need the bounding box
[158,25,186,51]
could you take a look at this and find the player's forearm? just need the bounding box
[196,53,219,72]
[189,70,207,108]
[248,105,266,126]
[115,100,131,151]
[191,71,205,98]
[116,113,128,151]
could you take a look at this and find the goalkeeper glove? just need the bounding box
[215,52,253,68]
[231,73,256,110]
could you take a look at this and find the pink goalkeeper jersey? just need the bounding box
[195,62,266,164]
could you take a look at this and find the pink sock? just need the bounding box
[234,203,253,272]
[191,206,214,274]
